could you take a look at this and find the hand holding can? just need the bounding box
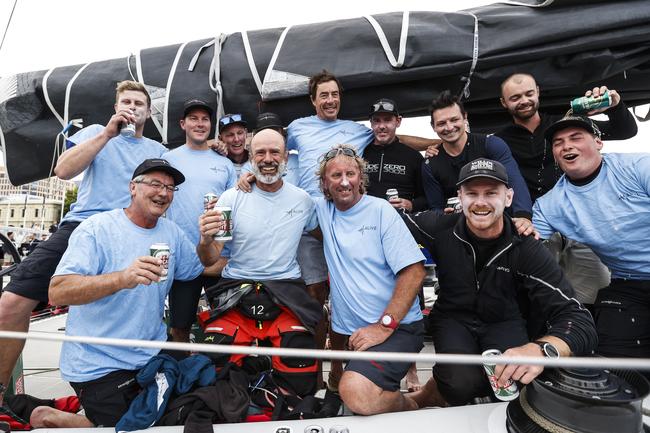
[213,206,233,241]
[150,243,170,282]
[446,196,463,214]
[482,349,519,401]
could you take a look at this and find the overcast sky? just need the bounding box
[0,0,647,154]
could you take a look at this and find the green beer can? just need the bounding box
[214,206,233,241]
[150,243,170,282]
[482,348,519,401]
[570,90,611,114]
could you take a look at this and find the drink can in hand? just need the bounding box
[203,192,218,212]
[150,243,170,282]
[386,188,399,201]
[446,196,463,213]
[482,348,519,401]
[570,90,611,114]
[213,206,233,241]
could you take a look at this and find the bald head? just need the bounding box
[250,128,286,154]
[500,73,537,96]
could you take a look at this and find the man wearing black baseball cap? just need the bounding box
[404,157,596,408]
[163,99,237,343]
[534,115,650,363]
[34,157,203,428]
[363,98,428,213]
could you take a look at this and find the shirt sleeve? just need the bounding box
[172,227,204,281]
[53,221,102,277]
[532,199,556,240]
[381,205,425,275]
[593,102,638,141]
[486,135,533,219]
[412,153,429,212]
[303,198,319,232]
[66,124,104,148]
[421,159,446,213]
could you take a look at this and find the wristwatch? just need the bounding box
[379,313,399,330]
[534,340,560,358]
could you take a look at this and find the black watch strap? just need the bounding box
[534,340,560,358]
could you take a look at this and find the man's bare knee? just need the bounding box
[0,292,39,328]
[339,371,383,415]
[30,406,93,428]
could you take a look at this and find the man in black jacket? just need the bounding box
[406,158,597,407]
[363,98,427,212]
[496,73,637,305]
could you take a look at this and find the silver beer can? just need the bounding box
[150,243,170,282]
[120,122,136,137]
[482,348,519,401]
[446,196,462,213]
[386,188,399,201]
[203,192,218,213]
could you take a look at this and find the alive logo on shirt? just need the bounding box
[285,207,306,217]
[358,225,377,236]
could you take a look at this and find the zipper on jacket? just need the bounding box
[454,232,480,291]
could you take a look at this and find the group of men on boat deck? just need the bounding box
[0,67,647,427]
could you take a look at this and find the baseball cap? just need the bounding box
[544,115,602,142]
[132,158,185,186]
[456,158,509,187]
[183,99,213,118]
[369,98,399,118]
[254,112,284,134]
[218,113,247,133]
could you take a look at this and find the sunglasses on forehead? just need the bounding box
[219,114,243,127]
[322,146,358,161]
[370,101,395,114]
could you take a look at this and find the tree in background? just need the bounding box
[62,187,77,220]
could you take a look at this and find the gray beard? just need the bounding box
[252,160,287,184]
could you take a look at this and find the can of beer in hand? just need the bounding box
[570,90,611,114]
[446,196,463,213]
[482,349,519,401]
[203,192,218,212]
[120,122,136,137]
[386,188,399,202]
[150,243,170,282]
[213,206,233,241]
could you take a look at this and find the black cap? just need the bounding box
[183,99,213,118]
[457,158,509,187]
[254,112,284,134]
[544,115,601,142]
[132,158,185,186]
[369,98,399,118]
[218,113,247,133]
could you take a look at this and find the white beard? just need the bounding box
[252,160,287,184]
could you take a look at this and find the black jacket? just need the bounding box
[363,138,427,212]
[495,103,638,202]
[403,211,597,355]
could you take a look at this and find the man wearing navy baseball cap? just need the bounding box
[404,157,596,407]
[534,115,650,364]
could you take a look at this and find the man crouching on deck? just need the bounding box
[313,144,426,415]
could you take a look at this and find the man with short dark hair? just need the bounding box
[422,90,533,232]
[533,115,650,361]
[496,73,637,304]
[406,158,596,407]
[315,144,426,415]
[30,159,203,428]
[0,80,166,405]
[364,98,427,213]
[164,99,237,342]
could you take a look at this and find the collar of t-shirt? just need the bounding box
[567,160,603,187]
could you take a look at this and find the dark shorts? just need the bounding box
[345,320,424,392]
[168,275,220,329]
[594,279,650,358]
[4,222,80,303]
[70,369,140,427]
[430,313,529,406]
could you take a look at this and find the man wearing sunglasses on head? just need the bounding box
[163,99,238,343]
[0,81,167,406]
[314,144,426,416]
[218,113,249,177]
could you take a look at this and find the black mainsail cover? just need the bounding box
[1,0,649,185]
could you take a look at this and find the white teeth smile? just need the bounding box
[472,210,490,216]
[564,153,578,161]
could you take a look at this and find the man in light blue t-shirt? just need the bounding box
[197,129,323,399]
[315,144,426,416]
[30,159,203,428]
[534,115,650,362]
[0,81,166,404]
[164,99,236,343]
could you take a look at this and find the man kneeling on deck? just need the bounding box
[314,144,426,415]
[197,129,322,399]
[404,158,597,407]
[30,159,203,427]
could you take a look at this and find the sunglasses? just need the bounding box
[219,114,243,127]
[370,101,396,114]
[322,147,358,161]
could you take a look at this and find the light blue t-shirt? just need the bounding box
[287,116,373,197]
[315,195,425,335]
[241,152,300,186]
[533,153,650,280]
[164,145,236,244]
[64,124,167,223]
[55,209,203,382]
[218,182,318,280]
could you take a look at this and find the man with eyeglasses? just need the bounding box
[197,129,323,401]
[163,99,237,343]
[314,144,426,415]
[422,90,533,233]
[0,80,167,406]
[364,98,427,213]
[30,159,203,428]
[218,113,249,177]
